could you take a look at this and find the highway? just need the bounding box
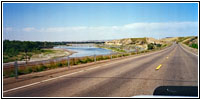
[3,43,198,97]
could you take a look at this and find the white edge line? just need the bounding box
[3,66,102,93]
[3,45,173,93]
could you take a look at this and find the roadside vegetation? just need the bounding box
[3,42,170,78]
[190,44,198,49]
[3,40,57,63]
[183,37,198,49]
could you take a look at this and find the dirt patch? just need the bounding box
[30,48,74,62]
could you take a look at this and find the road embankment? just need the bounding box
[179,43,198,55]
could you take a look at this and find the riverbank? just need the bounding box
[30,48,76,62]
[3,48,76,64]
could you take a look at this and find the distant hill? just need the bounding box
[160,36,197,42]
[160,37,179,42]
[160,36,198,49]
[103,37,167,52]
[105,37,165,46]
[183,36,198,49]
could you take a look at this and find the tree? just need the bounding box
[148,43,154,50]
[156,44,161,47]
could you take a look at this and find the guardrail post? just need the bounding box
[67,56,70,68]
[14,61,18,79]
[94,54,96,62]
[110,53,112,60]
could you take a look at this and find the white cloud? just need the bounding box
[19,22,198,41]
[39,26,88,33]
[35,22,197,34]
[23,27,35,32]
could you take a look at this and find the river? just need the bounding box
[54,45,113,57]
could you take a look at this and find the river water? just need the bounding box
[54,45,113,57]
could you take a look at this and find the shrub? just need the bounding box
[18,69,25,75]
[96,56,104,61]
[60,60,67,66]
[56,63,63,67]
[156,44,162,47]
[48,61,57,69]
[71,58,80,65]
[118,54,123,57]
[104,55,110,59]
[162,44,167,47]
[9,72,15,77]
[123,53,129,56]
[31,66,38,72]
[131,52,136,55]
[112,55,117,58]
[77,59,82,64]
[148,43,154,50]
[191,44,198,49]
[70,58,76,65]
[79,58,87,64]
[3,69,15,77]
[144,50,149,53]
[28,67,33,73]
[86,57,93,62]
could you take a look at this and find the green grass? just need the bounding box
[40,49,55,54]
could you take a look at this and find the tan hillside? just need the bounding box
[103,37,167,52]
[183,36,198,47]
[146,37,166,44]
[160,37,179,42]
[105,37,165,46]
[161,36,197,43]
[182,36,197,43]
[105,38,133,45]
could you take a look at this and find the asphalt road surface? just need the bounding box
[3,43,198,97]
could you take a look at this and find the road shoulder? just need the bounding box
[179,43,198,56]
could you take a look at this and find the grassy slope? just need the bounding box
[182,37,198,49]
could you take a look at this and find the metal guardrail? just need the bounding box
[3,45,171,79]
[3,52,132,69]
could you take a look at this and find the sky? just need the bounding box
[3,3,198,41]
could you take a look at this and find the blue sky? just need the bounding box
[3,3,198,41]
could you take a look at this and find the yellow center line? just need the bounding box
[156,64,162,70]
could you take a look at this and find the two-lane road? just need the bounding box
[3,43,198,97]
